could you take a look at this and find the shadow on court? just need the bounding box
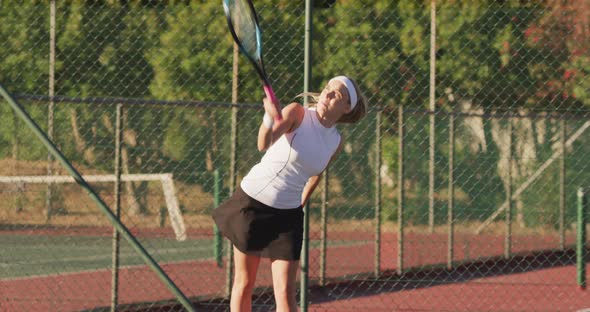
[304,248,584,304]
[112,247,587,311]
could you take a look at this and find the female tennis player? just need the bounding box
[213,75,366,312]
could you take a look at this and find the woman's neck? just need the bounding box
[315,110,337,128]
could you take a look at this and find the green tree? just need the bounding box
[0,2,49,160]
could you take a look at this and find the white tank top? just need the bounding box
[240,107,341,209]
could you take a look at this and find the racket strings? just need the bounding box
[228,0,259,58]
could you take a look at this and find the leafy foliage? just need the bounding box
[1,1,588,225]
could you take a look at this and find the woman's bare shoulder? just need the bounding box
[282,102,305,132]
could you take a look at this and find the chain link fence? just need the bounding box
[1,1,589,311]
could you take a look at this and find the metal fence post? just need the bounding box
[300,1,313,310]
[505,116,513,259]
[560,118,566,250]
[46,0,56,221]
[320,168,328,286]
[374,111,382,277]
[111,103,123,312]
[225,25,241,299]
[428,0,437,233]
[448,111,455,269]
[12,109,22,213]
[577,187,586,290]
[398,105,405,274]
[214,169,222,267]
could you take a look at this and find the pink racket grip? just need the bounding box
[263,84,283,121]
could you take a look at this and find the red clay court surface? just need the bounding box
[1,229,589,311]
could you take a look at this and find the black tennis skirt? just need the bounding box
[212,186,304,261]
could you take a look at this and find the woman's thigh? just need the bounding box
[233,246,261,286]
[270,258,299,293]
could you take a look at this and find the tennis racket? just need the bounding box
[222,0,282,120]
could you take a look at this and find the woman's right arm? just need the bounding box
[257,101,304,152]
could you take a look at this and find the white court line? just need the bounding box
[1,256,219,282]
[1,246,207,267]
[1,240,371,281]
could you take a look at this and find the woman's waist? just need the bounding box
[240,180,303,209]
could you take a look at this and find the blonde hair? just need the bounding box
[295,77,367,124]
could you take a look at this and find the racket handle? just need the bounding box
[263,84,282,121]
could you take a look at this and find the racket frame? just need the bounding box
[222,0,281,119]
